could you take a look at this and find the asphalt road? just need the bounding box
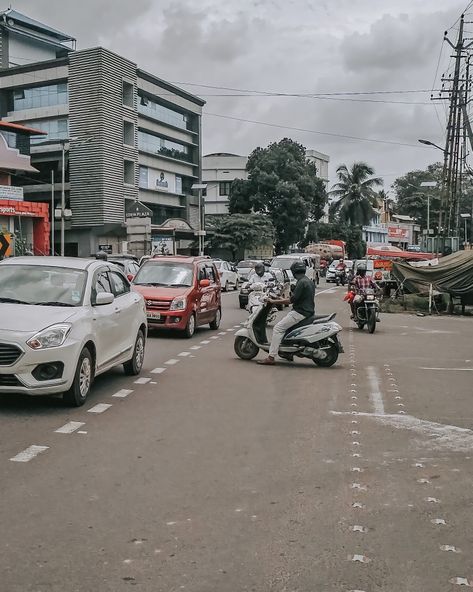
[1,284,473,592]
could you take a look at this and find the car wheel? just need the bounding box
[63,347,93,407]
[123,329,146,375]
[209,308,221,330]
[183,313,196,338]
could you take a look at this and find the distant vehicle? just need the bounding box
[326,259,353,283]
[132,256,221,338]
[109,257,140,281]
[236,259,263,282]
[407,244,422,252]
[213,260,239,291]
[271,254,319,286]
[0,257,147,406]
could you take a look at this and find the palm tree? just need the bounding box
[329,162,383,226]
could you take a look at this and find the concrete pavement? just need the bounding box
[1,285,472,591]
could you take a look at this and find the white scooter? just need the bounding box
[234,300,344,366]
[247,282,279,325]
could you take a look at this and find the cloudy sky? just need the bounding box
[12,0,472,187]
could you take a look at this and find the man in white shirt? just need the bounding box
[248,262,273,285]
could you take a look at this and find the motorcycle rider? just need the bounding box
[257,260,315,365]
[349,263,378,318]
[248,262,273,285]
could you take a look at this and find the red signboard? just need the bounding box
[388,225,409,239]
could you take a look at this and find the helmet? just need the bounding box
[254,262,265,276]
[357,264,367,277]
[290,260,307,277]
[96,250,108,261]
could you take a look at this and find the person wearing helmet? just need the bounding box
[95,250,108,261]
[257,259,315,365]
[248,262,273,285]
[350,263,377,318]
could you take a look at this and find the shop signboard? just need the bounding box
[388,225,409,240]
[0,186,23,201]
[152,235,175,255]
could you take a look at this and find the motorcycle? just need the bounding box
[352,288,380,334]
[234,300,344,367]
[335,268,347,286]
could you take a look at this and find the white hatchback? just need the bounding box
[0,257,147,406]
[214,260,239,291]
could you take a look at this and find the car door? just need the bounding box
[91,269,122,370]
[205,263,220,317]
[109,270,142,357]
[195,263,212,324]
[226,262,237,287]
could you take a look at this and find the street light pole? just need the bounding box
[191,183,207,257]
[60,140,66,256]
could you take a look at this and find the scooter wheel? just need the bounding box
[313,342,339,367]
[234,336,259,360]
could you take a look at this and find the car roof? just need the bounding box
[273,254,306,259]
[149,255,211,263]
[0,256,96,270]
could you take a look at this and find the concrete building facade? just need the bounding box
[0,9,204,256]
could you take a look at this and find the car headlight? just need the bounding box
[170,296,187,311]
[27,324,72,350]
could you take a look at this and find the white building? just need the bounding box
[305,149,330,186]
[202,153,248,215]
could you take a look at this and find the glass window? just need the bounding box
[138,95,191,130]
[109,271,130,296]
[124,160,135,185]
[134,262,194,287]
[123,81,134,108]
[205,265,216,283]
[139,166,148,189]
[123,120,135,146]
[95,272,113,295]
[138,131,193,163]
[24,118,69,144]
[219,181,231,196]
[12,83,69,111]
[175,175,183,194]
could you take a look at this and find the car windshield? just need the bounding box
[133,262,194,287]
[237,260,257,269]
[271,258,299,270]
[0,265,87,306]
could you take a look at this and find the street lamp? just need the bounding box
[418,138,445,153]
[420,181,437,235]
[191,183,207,256]
[460,213,471,246]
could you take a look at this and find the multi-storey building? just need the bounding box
[0,9,204,256]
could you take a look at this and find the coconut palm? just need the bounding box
[329,162,383,226]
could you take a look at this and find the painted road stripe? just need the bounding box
[55,421,85,434]
[88,403,112,414]
[151,367,166,374]
[420,367,473,371]
[218,332,226,336]
[165,359,179,365]
[367,366,385,415]
[10,445,49,463]
[190,345,201,350]
[200,340,211,344]
[210,336,219,340]
[112,389,133,398]
[134,377,151,384]
[178,352,191,357]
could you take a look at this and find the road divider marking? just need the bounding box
[226,328,235,332]
[10,445,49,463]
[210,336,219,340]
[134,377,151,384]
[200,340,211,345]
[190,346,201,350]
[151,368,166,374]
[55,421,85,434]
[218,332,227,336]
[77,430,87,434]
[88,403,112,414]
[431,518,447,525]
[420,367,473,371]
[450,577,473,586]
[349,554,371,563]
[440,545,461,553]
[113,389,134,398]
[351,525,368,533]
[178,352,191,357]
[165,359,179,365]
[367,366,385,415]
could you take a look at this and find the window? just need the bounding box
[122,81,134,108]
[109,271,130,296]
[139,166,149,189]
[138,95,191,130]
[93,272,113,303]
[123,120,135,146]
[12,83,68,111]
[124,160,135,185]
[219,181,232,196]
[24,118,69,144]
[205,265,216,283]
[175,175,183,194]
[137,131,193,163]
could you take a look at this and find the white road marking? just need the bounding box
[420,367,473,371]
[87,403,112,414]
[200,340,211,344]
[190,346,201,350]
[425,497,441,503]
[218,332,227,336]
[352,502,365,508]
[417,479,431,484]
[178,352,191,357]
[351,525,367,532]
[134,377,151,384]
[450,577,472,586]
[210,336,219,340]
[316,287,338,296]
[165,359,179,365]
[226,328,235,332]
[349,554,371,563]
[351,483,367,490]
[10,445,49,463]
[367,366,385,415]
[431,518,447,525]
[112,389,133,398]
[440,545,461,553]
[55,421,85,434]
[77,430,87,434]
[151,367,166,374]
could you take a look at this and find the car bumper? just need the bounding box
[0,339,80,396]
[146,309,190,331]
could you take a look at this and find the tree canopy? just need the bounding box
[205,214,274,260]
[228,138,327,253]
[329,162,383,226]
[302,222,366,259]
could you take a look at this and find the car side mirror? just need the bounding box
[95,292,115,306]
[199,279,210,288]
[127,274,134,282]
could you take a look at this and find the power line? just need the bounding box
[204,112,424,148]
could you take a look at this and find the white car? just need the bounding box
[214,260,239,291]
[0,257,147,406]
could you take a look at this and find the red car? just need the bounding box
[132,256,222,338]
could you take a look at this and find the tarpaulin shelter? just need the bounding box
[392,251,473,297]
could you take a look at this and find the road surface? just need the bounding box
[1,285,472,591]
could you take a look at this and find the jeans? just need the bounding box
[269,310,306,357]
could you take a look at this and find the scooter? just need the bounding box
[335,268,346,286]
[247,282,278,325]
[234,301,344,366]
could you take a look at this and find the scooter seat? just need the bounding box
[283,312,336,338]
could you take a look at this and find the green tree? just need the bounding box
[302,222,366,259]
[228,138,327,253]
[205,214,274,261]
[330,162,383,226]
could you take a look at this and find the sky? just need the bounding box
[10,0,473,188]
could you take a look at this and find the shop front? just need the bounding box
[0,199,50,257]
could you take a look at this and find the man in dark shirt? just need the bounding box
[258,260,315,365]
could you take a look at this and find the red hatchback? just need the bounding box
[132,256,222,338]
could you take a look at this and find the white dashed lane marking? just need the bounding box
[200,340,211,345]
[178,352,191,357]
[112,389,133,398]
[87,403,112,414]
[10,445,49,463]
[165,359,179,365]
[134,377,151,384]
[54,421,85,434]
[151,367,166,374]
[190,346,201,350]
